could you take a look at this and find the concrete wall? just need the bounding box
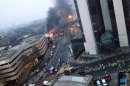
[76,0,97,55]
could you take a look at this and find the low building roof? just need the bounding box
[0,35,43,61]
[53,75,92,86]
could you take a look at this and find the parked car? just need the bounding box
[101,79,108,86]
[43,81,51,86]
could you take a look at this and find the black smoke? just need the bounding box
[46,0,75,32]
[46,7,60,30]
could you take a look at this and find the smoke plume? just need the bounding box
[46,0,75,32]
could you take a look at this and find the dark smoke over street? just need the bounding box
[46,0,75,32]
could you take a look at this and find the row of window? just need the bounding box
[0,38,48,82]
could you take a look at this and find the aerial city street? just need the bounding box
[0,0,130,86]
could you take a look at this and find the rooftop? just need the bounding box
[0,35,42,59]
[53,75,92,86]
[23,35,41,44]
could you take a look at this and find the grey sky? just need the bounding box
[0,0,54,30]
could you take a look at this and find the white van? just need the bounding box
[96,80,102,86]
[101,79,108,86]
[43,81,51,86]
[28,84,35,86]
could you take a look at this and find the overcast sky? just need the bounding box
[0,0,54,30]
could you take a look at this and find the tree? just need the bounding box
[100,30,117,52]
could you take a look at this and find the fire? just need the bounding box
[49,32,54,38]
[68,15,73,19]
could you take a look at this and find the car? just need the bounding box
[57,62,61,66]
[43,81,51,86]
[71,67,79,72]
[93,80,97,85]
[119,78,126,85]
[101,79,108,86]
[59,31,64,36]
[44,63,47,66]
[29,84,35,86]
[52,45,56,48]
[104,75,111,81]
[96,80,102,86]
[58,58,60,62]
[49,66,54,73]
[50,51,53,54]
[51,53,53,56]
[55,68,58,71]
[35,69,39,73]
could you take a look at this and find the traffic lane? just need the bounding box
[44,35,69,78]
[45,42,60,72]
[47,36,66,70]
[34,31,67,84]
[53,45,68,69]
[85,65,128,80]
[37,39,64,81]
[39,42,61,74]
[48,35,69,69]
[49,44,61,66]
[58,40,69,63]
[71,53,130,68]
[88,52,129,65]
[84,68,111,79]
[50,47,66,70]
[86,69,118,86]
[47,41,61,68]
[86,59,130,73]
[59,34,75,64]
[87,56,130,68]
[40,41,60,68]
[97,55,128,65]
[71,58,130,78]
[57,34,74,63]
[76,59,130,80]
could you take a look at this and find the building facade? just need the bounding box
[75,0,130,55]
[0,35,48,84]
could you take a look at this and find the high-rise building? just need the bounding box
[75,0,130,55]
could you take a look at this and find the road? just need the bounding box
[34,34,72,85]
[25,36,61,85]
[85,59,130,79]
[25,48,52,85]
[71,51,130,68]
[45,35,70,71]
[64,52,129,86]
[25,30,130,86]
[37,33,130,85]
